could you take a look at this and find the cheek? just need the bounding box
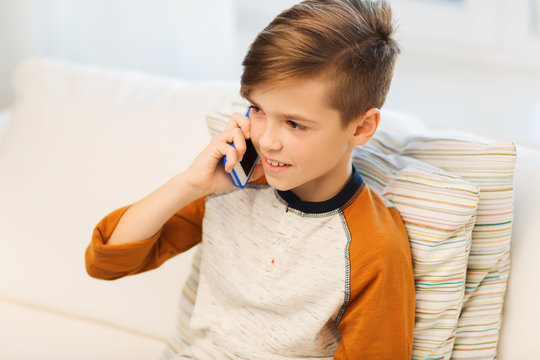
[298,137,345,163]
[285,137,321,166]
[250,122,263,150]
[249,116,270,148]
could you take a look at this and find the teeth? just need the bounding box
[267,159,288,167]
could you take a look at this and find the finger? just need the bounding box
[230,128,247,161]
[219,142,239,173]
[224,112,251,139]
[219,127,246,160]
[237,111,251,138]
[224,112,242,131]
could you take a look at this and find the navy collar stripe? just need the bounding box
[277,165,365,214]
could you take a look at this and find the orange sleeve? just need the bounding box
[334,189,415,359]
[85,196,206,280]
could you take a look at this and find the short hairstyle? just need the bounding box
[240,0,400,126]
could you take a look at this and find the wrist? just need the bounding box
[170,172,208,202]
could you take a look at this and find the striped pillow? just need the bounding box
[368,132,516,359]
[161,246,202,359]
[353,144,479,359]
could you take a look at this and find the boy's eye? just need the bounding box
[248,105,262,113]
[287,120,306,130]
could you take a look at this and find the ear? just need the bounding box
[349,108,380,146]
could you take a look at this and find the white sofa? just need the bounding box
[0,58,539,360]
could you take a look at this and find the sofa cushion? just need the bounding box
[0,57,239,340]
[497,145,540,359]
[0,299,165,360]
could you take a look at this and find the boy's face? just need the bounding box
[247,78,360,202]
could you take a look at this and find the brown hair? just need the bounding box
[240,0,400,126]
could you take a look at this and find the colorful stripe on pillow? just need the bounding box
[161,246,202,359]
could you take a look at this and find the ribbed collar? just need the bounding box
[276,165,364,214]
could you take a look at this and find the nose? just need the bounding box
[257,120,283,153]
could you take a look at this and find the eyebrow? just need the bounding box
[245,95,317,124]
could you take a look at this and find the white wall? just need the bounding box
[385,48,540,148]
[0,0,237,109]
[0,1,37,109]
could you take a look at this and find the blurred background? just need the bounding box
[1,0,539,147]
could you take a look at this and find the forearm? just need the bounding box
[105,111,256,246]
[107,172,207,245]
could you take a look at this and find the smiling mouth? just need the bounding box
[265,158,290,167]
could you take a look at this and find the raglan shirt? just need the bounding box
[86,166,415,359]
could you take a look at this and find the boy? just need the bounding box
[86,0,415,358]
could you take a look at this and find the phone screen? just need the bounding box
[241,139,259,174]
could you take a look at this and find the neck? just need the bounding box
[291,156,353,203]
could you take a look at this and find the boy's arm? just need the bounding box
[335,209,416,359]
[85,190,206,280]
[85,111,263,280]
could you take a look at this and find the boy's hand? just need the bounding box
[184,111,263,196]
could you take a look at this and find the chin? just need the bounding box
[265,177,293,192]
